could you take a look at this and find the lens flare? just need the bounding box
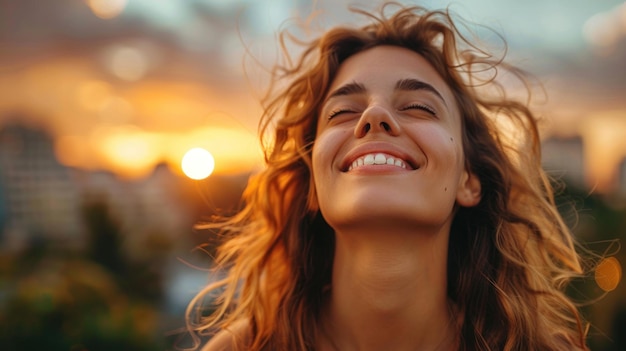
[595,256,622,292]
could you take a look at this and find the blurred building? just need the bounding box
[541,135,586,189]
[0,120,85,252]
[0,175,7,241]
[618,156,626,196]
[0,119,194,257]
[76,163,195,261]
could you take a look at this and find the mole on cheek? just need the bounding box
[444,187,448,192]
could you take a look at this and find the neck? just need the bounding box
[318,224,458,351]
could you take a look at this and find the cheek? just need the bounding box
[416,125,464,167]
[312,128,351,165]
[311,130,339,181]
[311,147,324,183]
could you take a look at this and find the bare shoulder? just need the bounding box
[201,319,251,351]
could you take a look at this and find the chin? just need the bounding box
[321,200,452,232]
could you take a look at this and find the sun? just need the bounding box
[181,147,215,180]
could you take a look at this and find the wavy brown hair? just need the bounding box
[187,3,589,350]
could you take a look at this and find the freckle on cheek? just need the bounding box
[444,187,448,192]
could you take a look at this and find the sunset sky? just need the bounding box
[1,0,625,188]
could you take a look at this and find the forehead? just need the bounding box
[327,45,456,107]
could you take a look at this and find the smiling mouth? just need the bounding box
[346,153,416,171]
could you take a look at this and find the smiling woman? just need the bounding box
[187,2,590,351]
[313,46,480,234]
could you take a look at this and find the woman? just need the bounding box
[188,3,589,350]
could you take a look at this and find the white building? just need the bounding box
[0,121,194,258]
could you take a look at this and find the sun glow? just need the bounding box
[181,148,215,180]
[97,125,161,177]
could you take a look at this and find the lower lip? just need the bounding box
[345,165,415,174]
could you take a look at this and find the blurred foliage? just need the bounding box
[0,179,624,350]
[553,181,626,351]
[0,198,168,351]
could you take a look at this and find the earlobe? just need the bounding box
[456,171,481,207]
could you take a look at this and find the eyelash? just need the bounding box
[401,103,437,116]
[328,103,437,120]
[328,108,355,120]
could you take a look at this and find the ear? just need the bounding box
[456,170,481,207]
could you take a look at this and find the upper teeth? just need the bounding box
[348,153,408,171]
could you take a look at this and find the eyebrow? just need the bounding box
[395,78,446,106]
[325,78,447,106]
[325,81,367,101]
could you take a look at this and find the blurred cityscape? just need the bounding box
[1,0,625,350]
[0,117,252,350]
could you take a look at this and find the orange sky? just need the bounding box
[0,51,265,179]
[1,1,626,189]
[1,48,626,189]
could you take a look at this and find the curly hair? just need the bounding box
[187,3,588,350]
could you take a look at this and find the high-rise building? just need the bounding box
[0,121,85,252]
[0,119,196,257]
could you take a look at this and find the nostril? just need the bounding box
[381,122,391,132]
[363,123,371,133]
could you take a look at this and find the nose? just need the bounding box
[354,105,401,138]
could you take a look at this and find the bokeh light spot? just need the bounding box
[595,256,622,292]
[87,0,128,19]
[99,96,133,123]
[108,46,148,81]
[181,148,215,180]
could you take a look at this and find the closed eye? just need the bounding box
[328,108,358,120]
[400,103,437,116]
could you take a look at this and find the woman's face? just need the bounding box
[311,45,480,233]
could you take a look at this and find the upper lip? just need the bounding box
[340,142,422,171]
